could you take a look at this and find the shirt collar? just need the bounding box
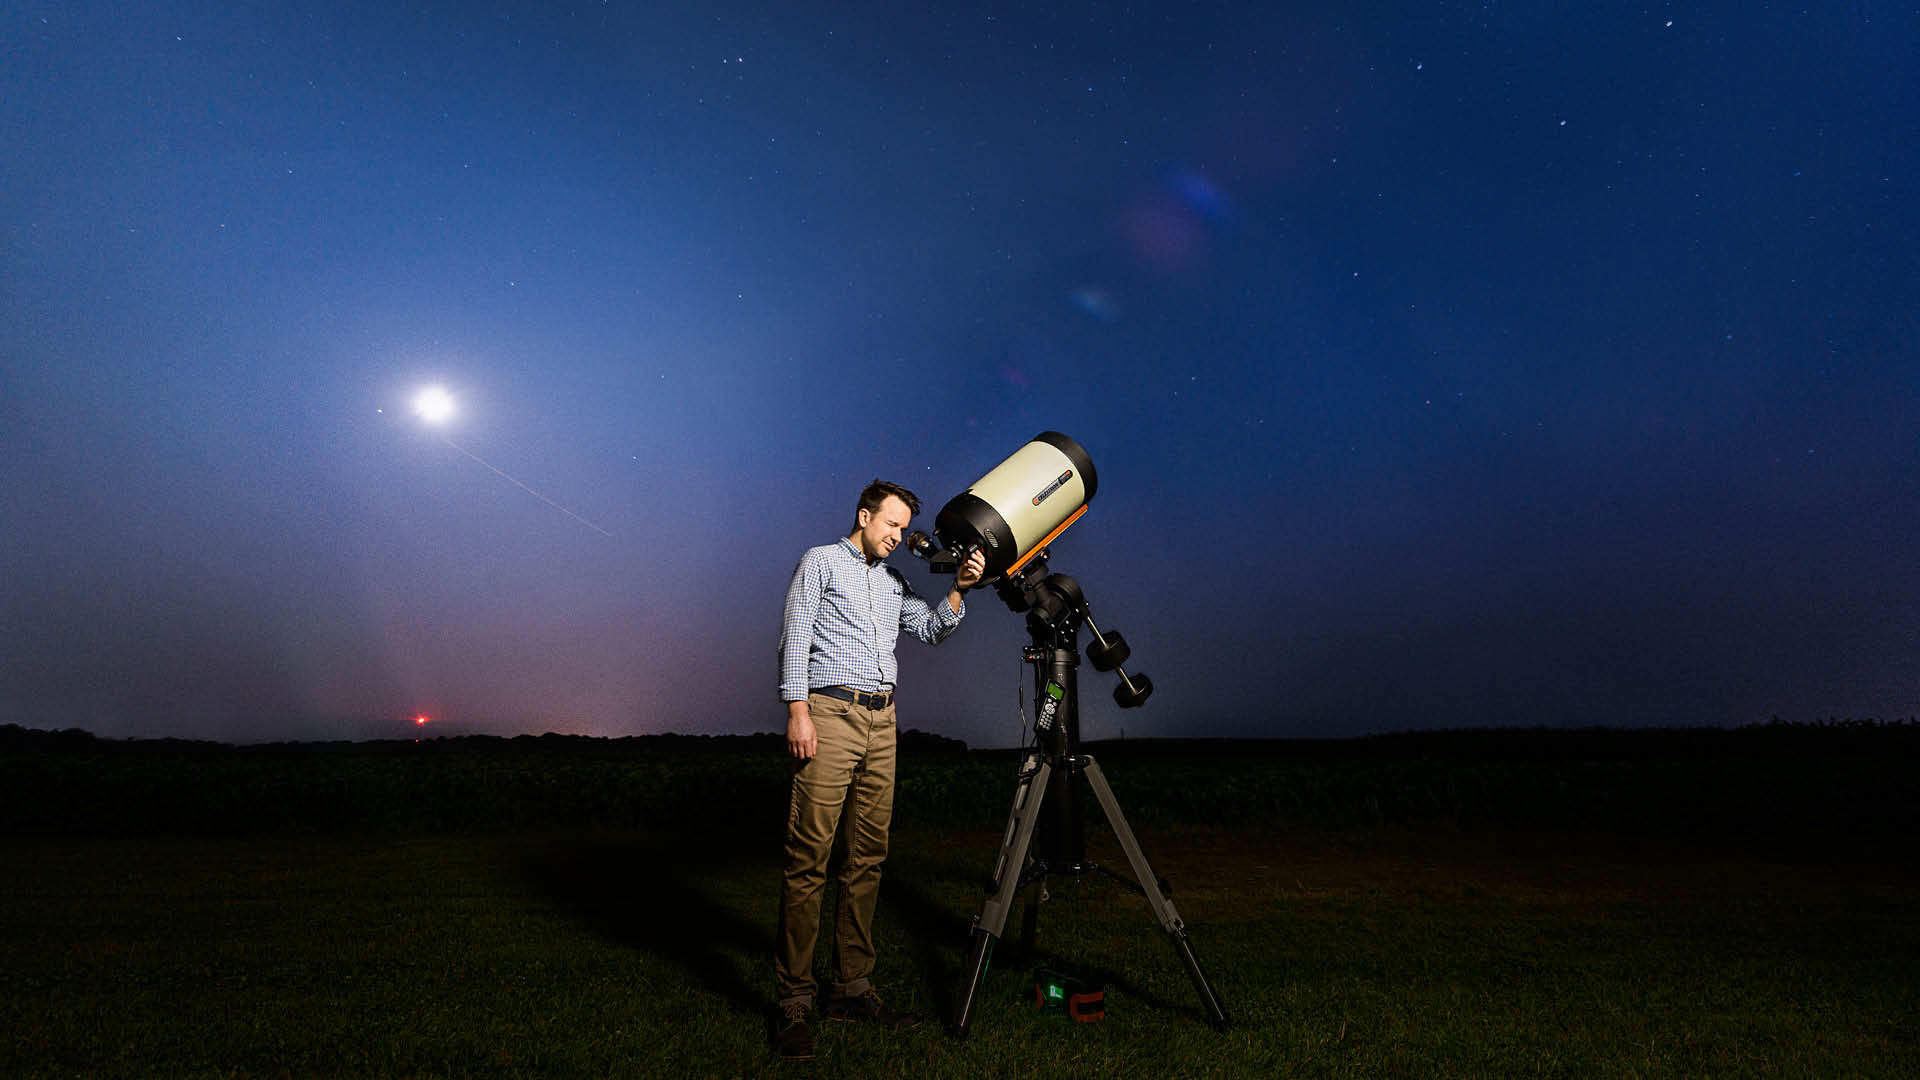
[839,536,879,567]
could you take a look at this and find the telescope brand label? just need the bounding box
[1031,470,1074,507]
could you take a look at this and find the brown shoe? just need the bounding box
[774,1002,814,1060]
[824,988,920,1029]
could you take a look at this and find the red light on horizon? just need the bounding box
[413,715,431,726]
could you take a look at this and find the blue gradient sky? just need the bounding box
[4,2,1915,745]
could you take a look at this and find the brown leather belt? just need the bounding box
[813,685,893,709]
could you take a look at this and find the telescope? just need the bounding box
[908,431,1097,582]
[908,432,1148,708]
[911,432,1228,1039]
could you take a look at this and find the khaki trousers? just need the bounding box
[776,691,897,1007]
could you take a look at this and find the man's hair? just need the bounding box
[854,479,920,528]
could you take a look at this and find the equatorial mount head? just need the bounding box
[998,560,1151,710]
[1024,572,1085,640]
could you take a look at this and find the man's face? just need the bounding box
[854,495,913,561]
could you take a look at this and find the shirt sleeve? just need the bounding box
[778,551,827,702]
[898,574,963,646]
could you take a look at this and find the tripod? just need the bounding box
[948,571,1230,1038]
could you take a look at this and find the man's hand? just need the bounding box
[786,701,817,760]
[947,547,988,615]
[955,547,988,591]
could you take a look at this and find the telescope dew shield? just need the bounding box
[933,432,1097,581]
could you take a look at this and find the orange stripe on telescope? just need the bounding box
[1005,504,1087,577]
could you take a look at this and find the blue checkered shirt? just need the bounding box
[779,538,965,702]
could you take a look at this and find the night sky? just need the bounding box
[4,2,1915,746]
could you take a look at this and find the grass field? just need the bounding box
[4,816,1915,1078]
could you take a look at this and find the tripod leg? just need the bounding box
[1015,878,1041,964]
[950,758,1051,1039]
[1081,756,1231,1030]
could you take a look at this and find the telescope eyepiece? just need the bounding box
[906,529,962,573]
[905,530,939,561]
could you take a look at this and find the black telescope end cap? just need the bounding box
[933,493,1016,580]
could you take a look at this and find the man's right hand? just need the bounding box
[786,703,817,760]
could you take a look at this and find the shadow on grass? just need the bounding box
[518,827,773,1023]
[881,867,974,1018]
[518,825,1212,1035]
[883,833,1205,1027]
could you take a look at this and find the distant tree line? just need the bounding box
[1,721,1913,837]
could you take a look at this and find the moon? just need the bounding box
[412,386,455,425]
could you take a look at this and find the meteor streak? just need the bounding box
[440,435,613,536]
[408,385,612,537]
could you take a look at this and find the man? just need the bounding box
[773,479,987,1060]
